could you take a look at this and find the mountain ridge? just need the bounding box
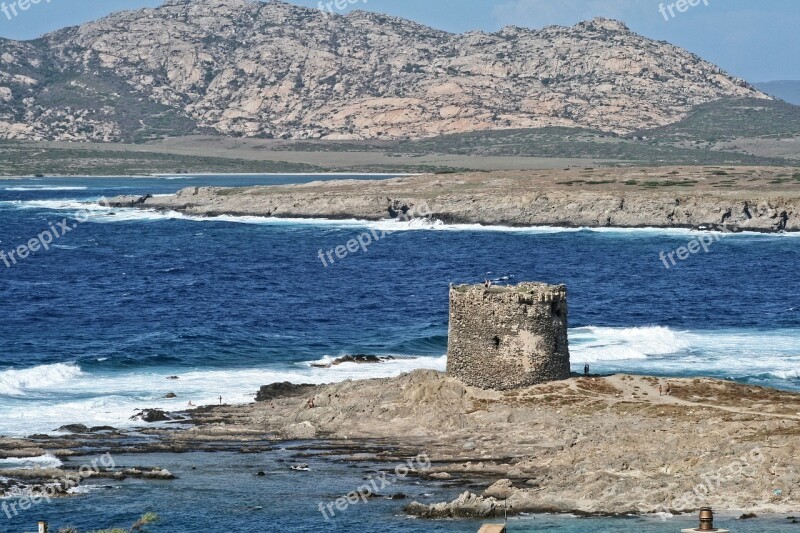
[755,80,800,105]
[0,0,767,142]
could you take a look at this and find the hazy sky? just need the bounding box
[0,0,797,82]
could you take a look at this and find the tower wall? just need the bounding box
[446,282,570,390]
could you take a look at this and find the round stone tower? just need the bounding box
[446,282,570,390]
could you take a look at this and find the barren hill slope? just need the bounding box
[0,0,766,142]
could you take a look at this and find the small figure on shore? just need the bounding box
[306,397,315,409]
[187,401,195,407]
[218,395,223,405]
[484,279,491,288]
[584,364,590,375]
[658,384,663,396]
[665,382,672,396]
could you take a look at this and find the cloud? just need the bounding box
[491,0,647,29]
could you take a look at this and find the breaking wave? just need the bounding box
[3,186,88,191]
[4,198,795,237]
[0,454,63,470]
[570,326,690,362]
[0,363,83,397]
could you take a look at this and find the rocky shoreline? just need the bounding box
[105,167,800,233]
[4,370,800,519]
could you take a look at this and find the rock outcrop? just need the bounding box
[180,370,800,517]
[105,167,800,233]
[255,381,315,402]
[0,0,766,141]
[130,409,176,423]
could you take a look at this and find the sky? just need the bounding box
[0,0,797,82]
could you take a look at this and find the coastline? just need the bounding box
[3,171,799,528]
[0,172,419,179]
[4,370,800,520]
[106,166,800,233]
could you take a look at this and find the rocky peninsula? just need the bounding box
[107,166,800,232]
[192,371,800,518]
[5,370,800,519]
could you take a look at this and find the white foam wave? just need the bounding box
[2,199,100,211]
[66,485,97,494]
[3,198,796,237]
[0,363,83,396]
[3,186,88,191]
[1,187,799,240]
[0,454,63,470]
[0,356,445,437]
[1,324,800,437]
[571,326,800,381]
[307,355,340,367]
[570,326,690,362]
[767,369,800,380]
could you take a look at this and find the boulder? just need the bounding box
[282,421,317,439]
[105,194,152,208]
[143,468,175,480]
[55,424,89,433]
[130,409,172,423]
[255,382,315,402]
[334,354,394,365]
[88,426,118,433]
[405,491,502,518]
[119,467,176,480]
[484,479,515,500]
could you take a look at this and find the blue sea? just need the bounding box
[1,175,799,532]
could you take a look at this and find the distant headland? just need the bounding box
[107,167,800,233]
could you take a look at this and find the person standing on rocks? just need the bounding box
[665,382,672,396]
[584,364,590,375]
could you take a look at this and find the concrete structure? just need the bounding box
[477,525,507,533]
[446,282,570,390]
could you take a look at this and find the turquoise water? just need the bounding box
[3,452,796,533]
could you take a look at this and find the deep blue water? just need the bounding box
[1,175,799,532]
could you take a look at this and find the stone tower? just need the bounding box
[446,282,570,390]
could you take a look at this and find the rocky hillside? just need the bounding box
[0,0,766,142]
